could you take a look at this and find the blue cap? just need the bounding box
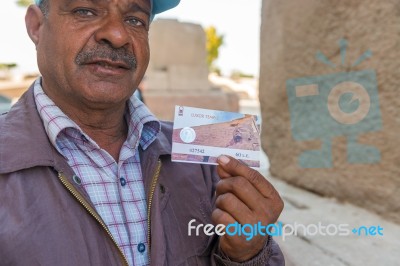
[152,0,180,15]
[34,0,180,17]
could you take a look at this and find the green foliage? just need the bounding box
[230,70,254,80]
[0,63,17,70]
[16,0,33,7]
[205,26,224,72]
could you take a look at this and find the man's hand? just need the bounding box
[212,155,284,262]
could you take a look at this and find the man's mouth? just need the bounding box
[75,46,137,72]
[90,59,131,70]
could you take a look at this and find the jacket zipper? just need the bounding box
[58,172,129,266]
[147,159,162,259]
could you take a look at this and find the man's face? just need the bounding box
[32,0,151,109]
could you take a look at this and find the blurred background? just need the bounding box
[1,0,400,265]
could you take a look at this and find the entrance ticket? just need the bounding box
[171,106,261,167]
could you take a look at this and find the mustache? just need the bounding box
[75,44,137,69]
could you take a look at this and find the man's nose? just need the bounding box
[94,15,130,48]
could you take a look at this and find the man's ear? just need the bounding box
[25,5,45,47]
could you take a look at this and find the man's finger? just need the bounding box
[217,155,275,198]
[216,163,233,179]
[215,176,265,212]
[211,207,236,226]
[215,192,254,224]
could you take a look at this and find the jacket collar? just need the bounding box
[0,84,171,175]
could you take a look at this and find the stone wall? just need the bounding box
[260,0,400,222]
[145,19,239,121]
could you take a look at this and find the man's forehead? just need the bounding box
[67,0,151,11]
[49,0,151,7]
[35,0,150,4]
[35,0,180,16]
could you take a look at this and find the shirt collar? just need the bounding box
[33,78,161,153]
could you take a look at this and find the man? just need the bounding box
[0,0,284,265]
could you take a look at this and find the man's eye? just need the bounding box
[74,8,95,16]
[126,17,145,27]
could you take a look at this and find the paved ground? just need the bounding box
[259,153,400,266]
[241,100,400,266]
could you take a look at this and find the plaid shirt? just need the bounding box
[34,78,160,266]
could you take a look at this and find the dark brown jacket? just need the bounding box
[0,86,284,266]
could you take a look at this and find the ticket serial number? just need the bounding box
[189,148,205,154]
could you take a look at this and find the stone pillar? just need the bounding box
[260,0,400,222]
[144,19,239,121]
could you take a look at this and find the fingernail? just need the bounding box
[218,155,230,165]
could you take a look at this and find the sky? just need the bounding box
[0,0,262,77]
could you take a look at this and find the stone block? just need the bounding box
[147,19,210,91]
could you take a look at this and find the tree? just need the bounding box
[16,0,33,7]
[205,26,224,74]
[0,63,18,80]
[0,63,17,70]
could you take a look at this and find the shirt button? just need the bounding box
[72,175,81,185]
[159,184,166,194]
[81,134,88,142]
[120,177,127,187]
[137,243,146,253]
